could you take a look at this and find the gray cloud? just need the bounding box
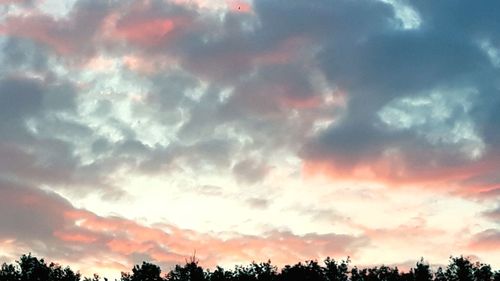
[469,229,500,251]
[0,180,69,242]
[246,198,270,209]
[286,0,500,195]
[0,76,43,126]
[2,0,500,198]
[483,207,500,224]
[233,159,269,184]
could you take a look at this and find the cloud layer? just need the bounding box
[0,0,499,276]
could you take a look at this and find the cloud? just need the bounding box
[287,0,500,198]
[1,0,112,56]
[483,207,500,223]
[0,180,367,276]
[0,75,44,123]
[1,0,383,189]
[468,230,500,252]
[0,0,499,272]
[233,158,269,184]
[246,198,269,209]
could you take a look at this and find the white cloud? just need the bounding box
[378,87,485,160]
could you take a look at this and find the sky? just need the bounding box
[0,0,499,278]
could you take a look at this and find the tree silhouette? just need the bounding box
[0,263,20,281]
[434,267,447,281]
[414,258,432,281]
[446,257,474,281]
[165,256,205,281]
[399,269,414,281]
[324,257,350,281]
[83,274,103,281]
[351,266,368,281]
[207,266,232,281]
[473,262,493,281]
[18,254,51,281]
[366,266,400,281]
[280,260,326,281]
[1,253,499,281]
[121,262,163,281]
[48,262,81,281]
[231,261,278,281]
[493,271,500,281]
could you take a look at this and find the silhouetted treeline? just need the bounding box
[1,254,499,281]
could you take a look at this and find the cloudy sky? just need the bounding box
[0,0,499,277]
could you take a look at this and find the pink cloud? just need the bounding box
[468,230,500,252]
[69,210,365,267]
[302,149,500,199]
[53,230,98,244]
[123,55,157,74]
[227,0,253,14]
[111,17,175,47]
[1,15,76,54]
[99,0,196,50]
[0,180,367,275]
[0,2,110,59]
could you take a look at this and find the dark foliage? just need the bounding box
[0,254,81,281]
[0,254,498,281]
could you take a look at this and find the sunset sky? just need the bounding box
[0,0,499,278]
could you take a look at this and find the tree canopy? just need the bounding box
[0,254,498,281]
